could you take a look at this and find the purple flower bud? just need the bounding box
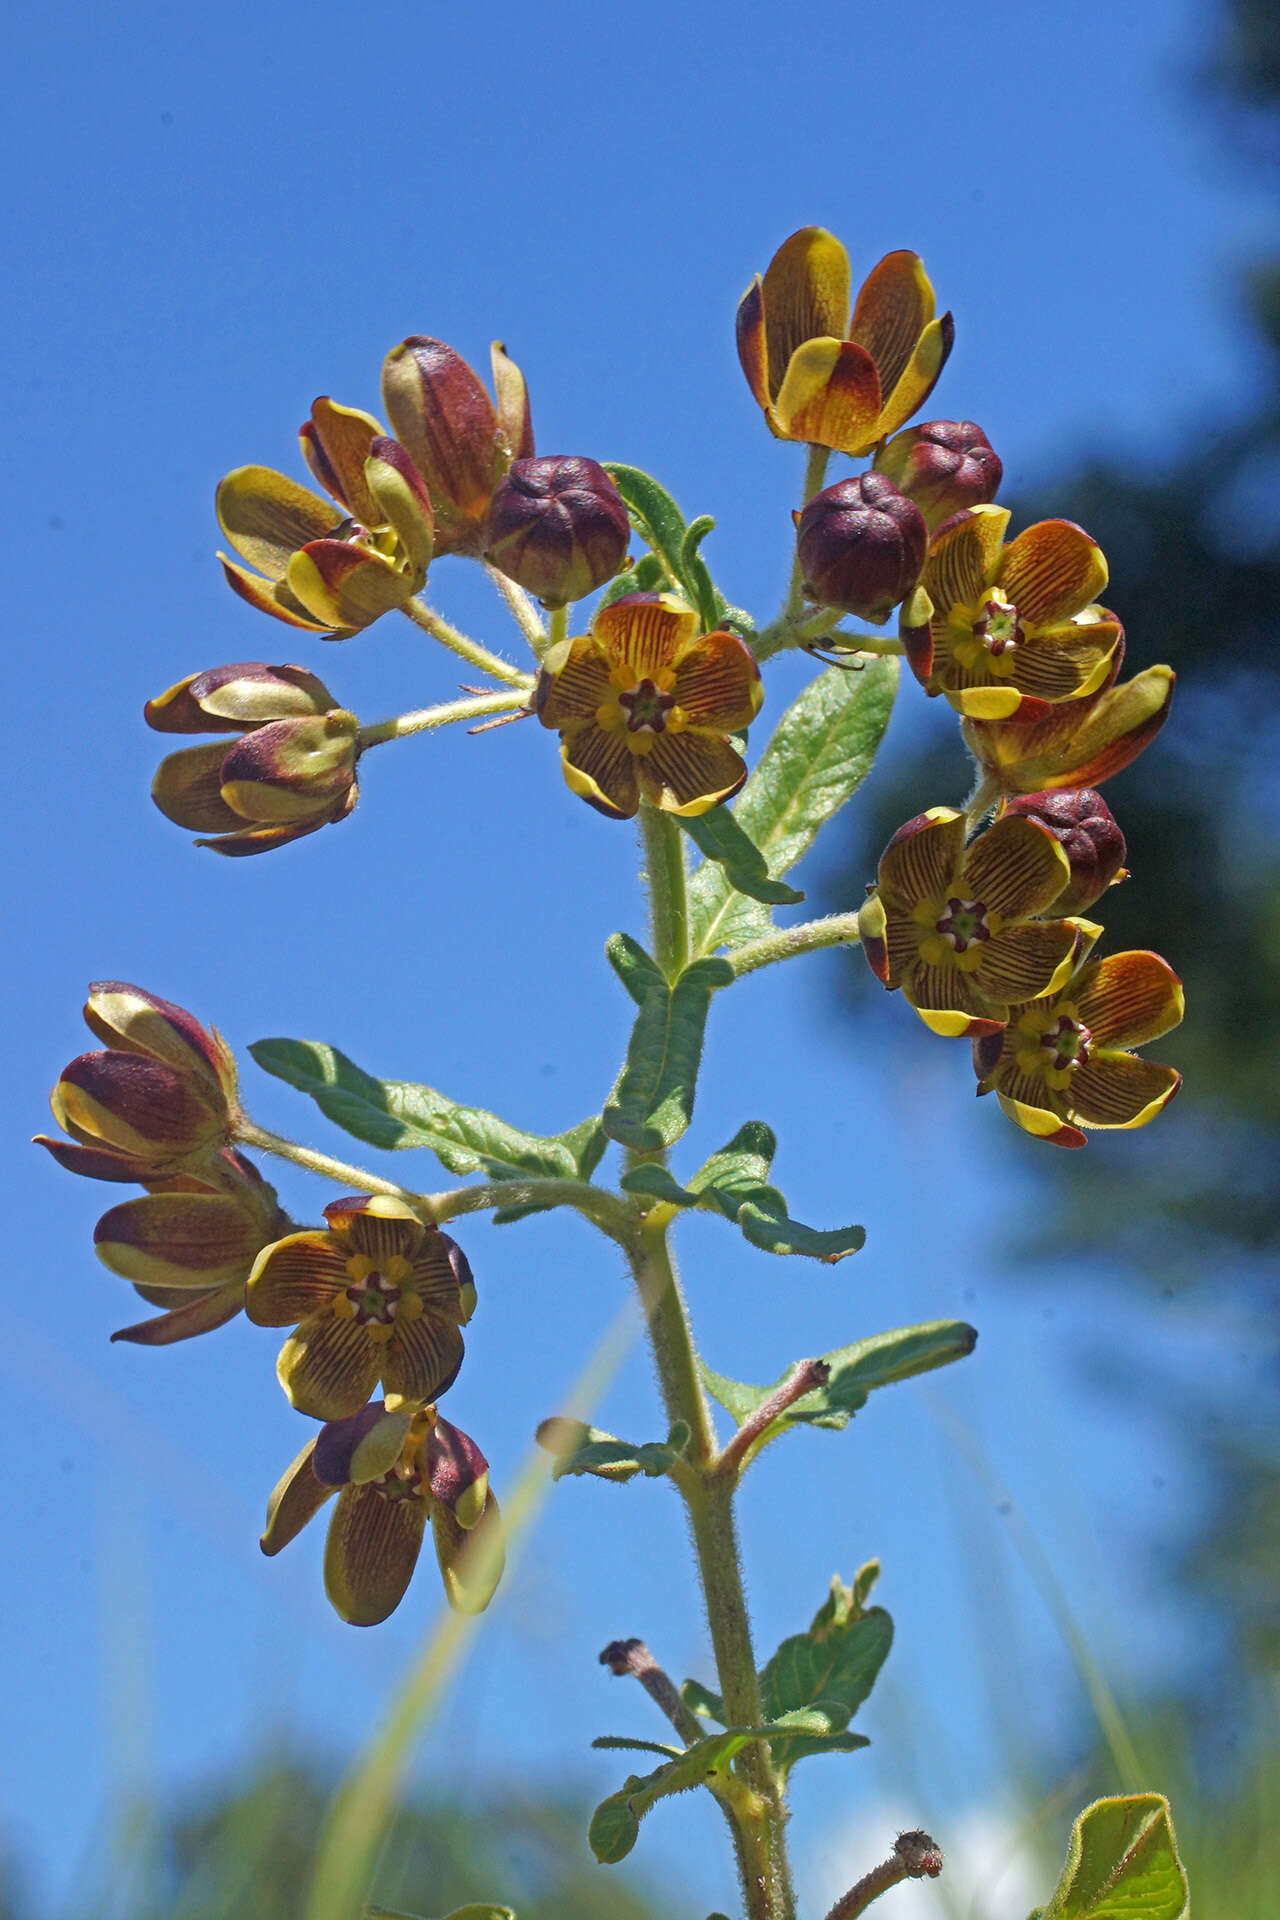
[795,473,927,623]
[1002,788,1127,911]
[483,456,630,608]
[874,420,1002,529]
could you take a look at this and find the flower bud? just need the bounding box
[794,473,927,622]
[145,662,339,735]
[425,1417,490,1529]
[49,1050,230,1169]
[874,420,1002,529]
[152,709,360,857]
[1001,788,1126,912]
[381,335,533,555]
[81,981,238,1101]
[483,456,629,607]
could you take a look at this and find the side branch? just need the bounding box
[599,1637,705,1746]
[400,595,533,688]
[728,914,863,979]
[712,1359,830,1482]
[824,1832,944,1920]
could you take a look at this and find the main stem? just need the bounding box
[632,805,796,1920]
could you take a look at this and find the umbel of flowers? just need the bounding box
[39,222,1193,1920]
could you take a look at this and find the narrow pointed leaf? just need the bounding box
[736,1192,865,1262]
[1032,1794,1188,1920]
[688,658,898,953]
[620,1164,698,1208]
[679,809,805,908]
[602,464,691,590]
[679,514,721,630]
[601,935,733,1150]
[592,1735,684,1760]
[539,1421,679,1483]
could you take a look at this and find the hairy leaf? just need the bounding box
[536,1419,681,1484]
[736,1193,865,1261]
[603,464,692,594]
[680,1677,726,1724]
[759,1583,893,1776]
[1031,1794,1188,1920]
[679,809,805,908]
[688,657,898,953]
[601,934,733,1150]
[592,1735,683,1760]
[598,550,667,610]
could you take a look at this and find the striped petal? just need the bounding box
[245,1232,347,1326]
[432,1492,505,1614]
[942,679,1034,721]
[671,631,762,730]
[94,1192,264,1290]
[772,338,882,454]
[876,312,955,440]
[905,960,1003,1035]
[324,1481,427,1625]
[216,467,336,579]
[877,807,965,906]
[996,1090,1086,1148]
[962,815,1071,917]
[974,920,1082,1003]
[1009,627,1121,704]
[924,506,1010,614]
[261,1438,334,1555]
[997,520,1108,624]
[849,251,935,399]
[533,637,612,728]
[593,594,697,674]
[761,227,851,402]
[1067,1052,1181,1129]
[638,730,747,815]
[277,1311,381,1421]
[560,724,641,819]
[381,1313,465,1406]
[1072,951,1185,1049]
[323,1194,425,1261]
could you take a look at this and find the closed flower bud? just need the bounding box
[874,419,1002,529]
[82,981,238,1102]
[483,456,630,607]
[1001,788,1127,912]
[144,662,340,735]
[795,473,927,623]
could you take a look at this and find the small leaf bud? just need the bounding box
[874,419,1002,529]
[483,456,630,607]
[1002,787,1127,911]
[794,473,927,623]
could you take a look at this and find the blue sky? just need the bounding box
[3,1,1264,1913]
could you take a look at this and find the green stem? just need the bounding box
[400,596,532,687]
[358,688,529,749]
[485,562,548,657]
[234,1119,423,1201]
[781,443,831,623]
[964,772,1001,833]
[638,803,690,980]
[727,912,863,979]
[546,602,568,654]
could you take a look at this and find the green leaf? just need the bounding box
[249,1039,596,1188]
[537,1420,680,1484]
[620,1164,697,1208]
[365,1909,515,1920]
[680,1677,726,1724]
[687,657,899,954]
[1034,1794,1188,1920]
[601,934,733,1151]
[491,1116,608,1223]
[620,1121,861,1261]
[758,1579,893,1776]
[678,809,805,908]
[679,514,720,630]
[701,1320,978,1451]
[736,1193,865,1262]
[598,550,667,610]
[592,1735,683,1760]
[602,464,691,591]
[686,1120,778,1217]
[588,1714,840,1864]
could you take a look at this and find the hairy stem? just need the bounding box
[823,1832,944,1920]
[782,443,831,621]
[485,562,548,657]
[400,596,532,687]
[358,688,529,748]
[234,1119,424,1201]
[728,913,863,979]
[964,772,1002,833]
[638,802,690,980]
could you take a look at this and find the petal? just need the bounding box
[974,920,1083,1003]
[299,398,383,524]
[324,1481,427,1625]
[381,336,502,538]
[848,251,934,395]
[638,730,748,815]
[110,1282,245,1345]
[217,553,343,632]
[1005,625,1122,704]
[857,893,890,983]
[277,1311,382,1421]
[1072,951,1185,1049]
[1067,1053,1182,1129]
[219,712,358,824]
[533,636,612,729]
[671,630,762,730]
[735,275,771,411]
[94,1192,264,1289]
[197,817,334,858]
[899,583,934,682]
[426,1419,490,1527]
[432,1491,505,1614]
[52,1052,224,1158]
[491,341,534,459]
[904,961,1005,1035]
[876,312,955,439]
[924,505,1010,613]
[261,1438,333,1555]
[313,1404,411,1488]
[942,681,1035,722]
[245,1231,347,1326]
[216,467,337,579]
[145,662,338,733]
[761,228,851,401]
[560,724,640,819]
[324,1194,426,1260]
[997,520,1108,625]
[408,1229,467,1317]
[592,594,698,674]
[997,665,1175,793]
[151,743,243,834]
[772,337,882,454]
[380,1312,465,1405]
[83,983,235,1092]
[33,1134,150,1181]
[995,1091,1086,1148]
[364,436,435,574]
[962,814,1071,917]
[286,541,416,630]
[877,807,965,906]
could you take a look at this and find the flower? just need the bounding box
[37,982,237,1182]
[736,227,953,456]
[794,473,927,622]
[899,506,1121,719]
[1000,788,1126,913]
[94,1148,290,1345]
[245,1195,475,1421]
[972,950,1183,1147]
[381,335,533,556]
[260,1399,504,1623]
[147,662,359,857]
[482,455,629,607]
[873,419,1002,530]
[533,592,762,820]
[217,398,435,635]
[857,808,1094,1037]
[963,645,1175,795]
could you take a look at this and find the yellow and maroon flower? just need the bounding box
[246,1195,475,1422]
[260,1399,504,1623]
[899,505,1121,719]
[381,335,533,558]
[147,662,359,857]
[37,982,238,1183]
[533,592,762,820]
[972,950,1184,1148]
[482,455,629,608]
[94,1148,290,1345]
[857,808,1094,1037]
[963,642,1175,795]
[736,227,953,456]
[217,397,435,636]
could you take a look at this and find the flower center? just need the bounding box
[1038,1015,1092,1073]
[973,589,1023,656]
[343,1266,403,1325]
[934,897,991,953]
[618,678,676,734]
